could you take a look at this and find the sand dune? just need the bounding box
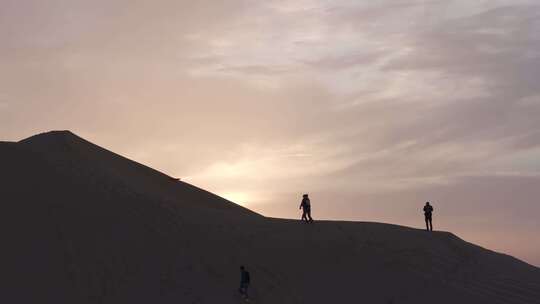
[1,131,539,304]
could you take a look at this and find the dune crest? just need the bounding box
[1,131,539,304]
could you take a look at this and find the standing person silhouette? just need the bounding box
[239,265,250,300]
[299,194,313,223]
[423,202,434,231]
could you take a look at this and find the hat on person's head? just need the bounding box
[303,194,308,197]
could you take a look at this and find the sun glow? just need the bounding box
[220,191,252,207]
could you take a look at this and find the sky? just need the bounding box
[1,0,540,266]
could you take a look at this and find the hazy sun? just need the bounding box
[220,191,252,207]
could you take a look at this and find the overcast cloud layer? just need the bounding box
[1,0,539,265]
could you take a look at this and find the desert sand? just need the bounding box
[1,131,539,304]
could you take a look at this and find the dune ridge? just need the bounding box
[1,131,539,304]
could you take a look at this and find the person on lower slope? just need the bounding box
[239,266,251,300]
[423,202,434,231]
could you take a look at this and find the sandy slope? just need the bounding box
[1,131,539,304]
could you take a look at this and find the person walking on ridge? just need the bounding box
[239,265,251,300]
[300,194,314,223]
[423,202,434,231]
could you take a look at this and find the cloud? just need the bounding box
[2,0,539,193]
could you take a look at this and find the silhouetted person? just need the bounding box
[423,202,434,231]
[299,194,313,223]
[239,266,250,300]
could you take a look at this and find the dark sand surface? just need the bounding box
[1,131,539,303]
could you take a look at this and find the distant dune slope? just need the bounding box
[1,131,539,304]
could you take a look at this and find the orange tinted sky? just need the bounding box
[1,0,540,266]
